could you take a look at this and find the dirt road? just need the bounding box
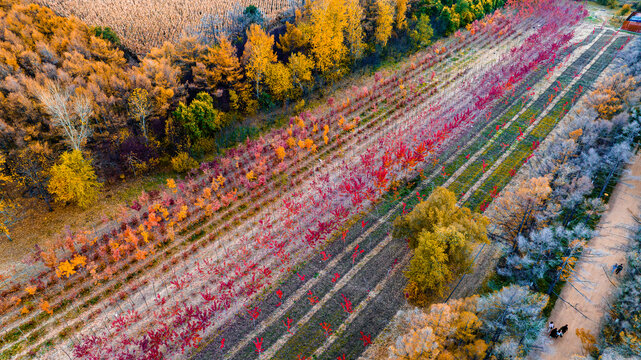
[537,151,641,359]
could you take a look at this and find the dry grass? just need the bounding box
[33,0,293,55]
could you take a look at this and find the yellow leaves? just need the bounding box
[243,23,277,92]
[287,137,297,149]
[21,306,29,315]
[56,260,77,278]
[265,62,293,101]
[395,0,408,30]
[307,0,348,77]
[338,116,345,126]
[246,170,256,182]
[344,0,365,58]
[71,254,87,268]
[323,135,329,145]
[375,0,395,47]
[176,205,188,222]
[275,146,286,161]
[559,256,577,280]
[167,178,176,191]
[211,174,226,191]
[298,139,306,149]
[569,128,583,141]
[25,286,37,296]
[40,300,53,315]
[294,116,305,129]
[576,328,597,355]
[48,150,102,208]
[215,174,226,187]
[202,187,212,200]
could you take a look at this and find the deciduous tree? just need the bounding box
[243,24,277,96]
[35,81,93,151]
[307,0,348,81]
[410,14,434,48]
[48,150,102,208]
[395,0,408,30]
[375,0,395,47]
[344,0,366,59]
[128,88,152,140]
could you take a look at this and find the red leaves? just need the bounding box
[253,337,263,354]
[200,290,216,303]
[247,306,261,320]
[359,331,372,347]
[321,251,331,261]
[340,294,353,314]
[320,322,333,337]
[283,317,294,333]
[331,273,340,283]
[351,245,364,264]
[307,290,319,305]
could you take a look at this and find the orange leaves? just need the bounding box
[20,306,29,315]
[166,178,177,192]
[71,254,87,268]
[275,146,286,161]
[40,300,53,315]
[56,260,77,278]
[134,249,148,261]
[569,128,582,141]
[10,296,21,305]
[287,137,297,149]
[25,285,37,296]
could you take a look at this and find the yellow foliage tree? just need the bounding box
[491,176,551,253]
[242,24,277,96]
[128,88,152,140]
[588,72,636,120]
[277,22,308,54]
[344,0,366,59]
[0,154,18,241]
[265,62,293,102]
[395,0,408,30]
[394,187,489,304]
[48,150,102,208]
[393,187,489,249]
[375,0,395,47]
[288,53,315,95]
[306,0,348,81]
[390,296,487,359]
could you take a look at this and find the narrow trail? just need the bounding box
[535,151,641,359]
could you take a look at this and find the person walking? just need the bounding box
[550,328,559,338]
[612,263,618,274]
[559,324,569,337]
[549,321,554,331]
[616,264,624,275]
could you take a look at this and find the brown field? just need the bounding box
[33,0,293,55]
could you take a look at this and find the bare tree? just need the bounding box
[35,81,93,151]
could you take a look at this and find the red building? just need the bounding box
[622,12,641,33]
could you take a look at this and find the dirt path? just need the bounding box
[536,151,641,359]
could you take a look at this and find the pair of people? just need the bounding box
[548,321,568,338]
[612,263,624,275]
